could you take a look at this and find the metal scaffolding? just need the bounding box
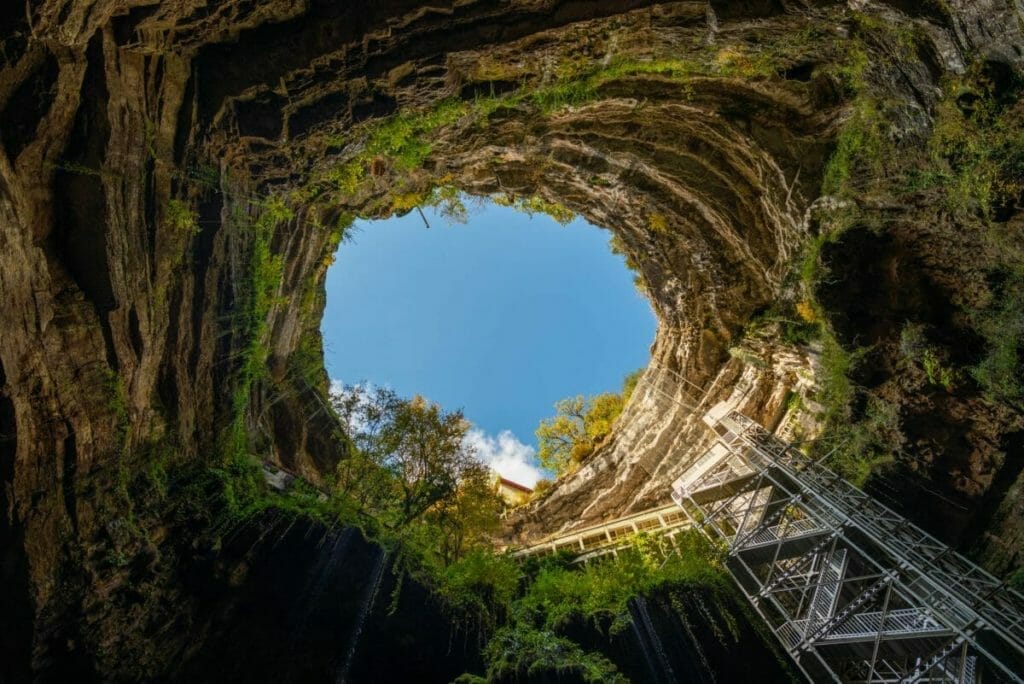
[673,403,1024,683]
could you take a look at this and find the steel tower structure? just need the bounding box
[672,402,1024,683]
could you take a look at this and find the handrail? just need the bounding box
[689,406,1024,683]
[511,503,688,557]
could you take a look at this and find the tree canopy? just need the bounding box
[535,368,644,476]
[331,385,503,564]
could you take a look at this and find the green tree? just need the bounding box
[331,386,404,514]
[622,368,643,402]
[331,386,483,527]
[583,393,625,440]
[426,464,504,565]
[385,395,480,525]
[536,395,590,474]
[535,369,644,476]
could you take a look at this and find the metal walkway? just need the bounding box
[511,502,691,563]
[673,402,1024,683]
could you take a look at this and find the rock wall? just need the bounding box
[2,0,1024,678]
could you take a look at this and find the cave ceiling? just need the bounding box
[2,0,1024,677]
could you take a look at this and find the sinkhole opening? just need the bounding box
[321,196,656,488]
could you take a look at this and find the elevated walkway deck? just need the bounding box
[511,503,689,561]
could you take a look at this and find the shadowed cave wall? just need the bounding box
[1,0,1024,679]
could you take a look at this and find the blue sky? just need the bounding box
[321,199,655,485]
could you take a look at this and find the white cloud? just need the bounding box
[330,379,543,488]
[464,428,544,488]
[330,378,385,395]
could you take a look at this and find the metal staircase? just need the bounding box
[671,403,1024,683]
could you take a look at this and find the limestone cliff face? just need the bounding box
[1,0,1023,678]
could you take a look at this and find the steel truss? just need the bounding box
[672,404,1024,684]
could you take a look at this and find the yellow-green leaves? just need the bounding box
[165,198,199,235]
[535,369,643,476]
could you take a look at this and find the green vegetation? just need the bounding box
[107,8,1021,671]
[310,20,848,217]
[330,386,500,531]
[363,100,468,171]
[749,270,905,487]
[481,624,625,683]
[165,198,199,235]
[789,257,903,485]
[781,18,1024,483]
[101,367,130,449]
[647,212,669,234]
[743,302,821,348]
[227,5,1022,506]
[516,533,723,634]
[821,98,884,196]
[429,185,471,224]
[918,70,1024,218]
[468,531,773,682]
[609,233,649,295]
[491,193,575,225]
[166,381,512,624]
[922,350,956,391]
[178,365,745,681]
[221,196,292,459]
[529,478,552,500]
[535,369,643,475]
[820,393,902,488]
[815,334,860,431]
[970,267,1024,407]
[926,72,1024,404]
[434,547,521,623]
[324,99,470,197]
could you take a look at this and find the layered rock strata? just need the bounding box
[1,0,1023,677]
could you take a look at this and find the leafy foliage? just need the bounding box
[820,395,901,487]
[491,193,575,224]
[609,233,650,295]
[518,532,725,634]
[165,198,199,234]
[970,267,1024,407]
[427,466,505,566]
[482,624,627,683]
[310,21,849,214]
[331,385,498,530]
[324,99,470,199]
[536,397,599,473]
[535,369,643,475]
[220,196,292,462]
[472,531,734,682]
[435,548,521,622]
[621,368,643,403]
[822,98,884,196]
[920,69,1024,218]
[802,51,1024,483]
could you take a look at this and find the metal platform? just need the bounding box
[510,503,690,562]
[673,403,1024,683]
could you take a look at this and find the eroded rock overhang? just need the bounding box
[2,1,1024,668]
